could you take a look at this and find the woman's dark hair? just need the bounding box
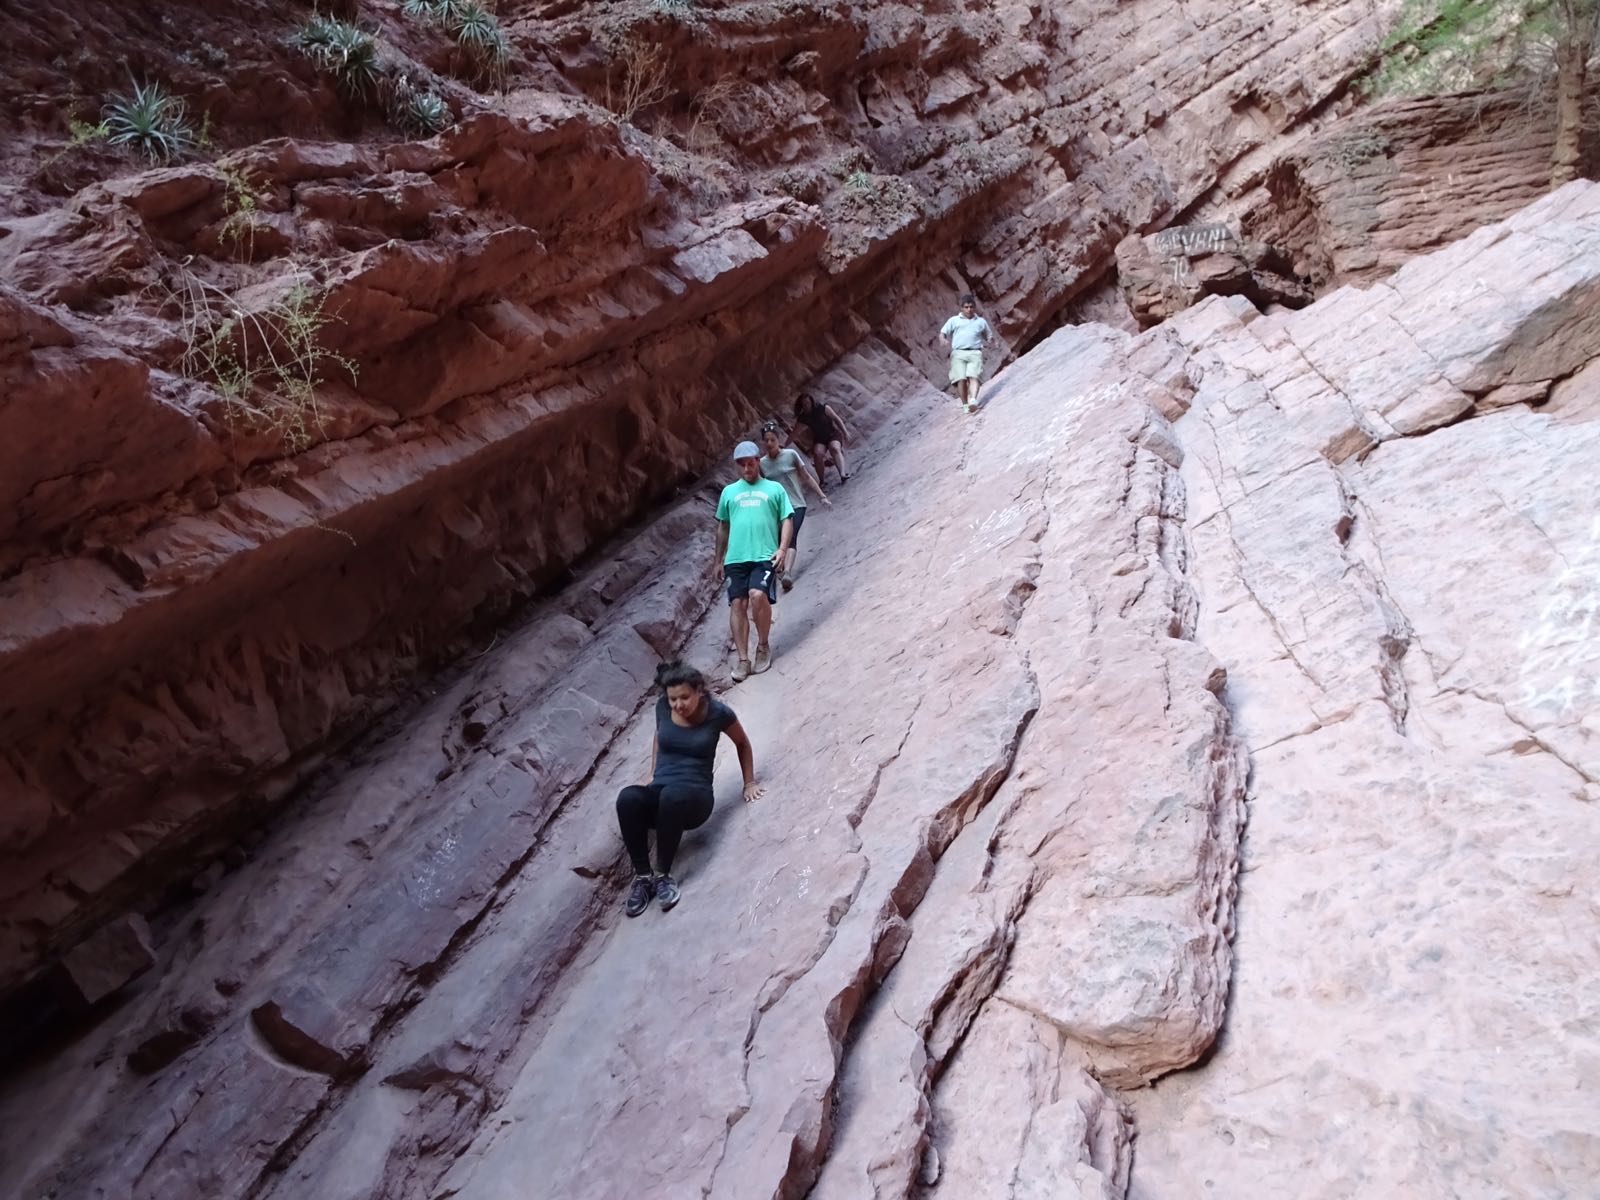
[793,392,815,415]
[655,660,706,691]
[761,421,782,438]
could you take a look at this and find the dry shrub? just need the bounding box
[605,35,670,124]
[686,76,749,152]
[155,261,358,453]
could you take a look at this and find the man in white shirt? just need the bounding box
[939,293,994,414]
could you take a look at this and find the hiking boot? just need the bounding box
[732,658,751,683]
[753,644,772,674]
[656,874,682,912]
[624,874,655,918]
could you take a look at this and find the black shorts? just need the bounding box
[790,506,806,546]
[725,560,778,605]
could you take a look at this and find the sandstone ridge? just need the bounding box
[3,182,1597,1199]
[1,0,1407,995]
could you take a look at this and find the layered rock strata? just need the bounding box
[1,0,1406,994]
[1134,183,1600,1197]
[4,168,1596,1200]
[1246,89,1562,287]
[0,317,1246,1199]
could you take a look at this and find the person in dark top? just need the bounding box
[792,392,852,486]
[615,661,764,915]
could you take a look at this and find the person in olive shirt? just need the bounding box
[712,440,794,682]
[616,661,764,915]
[759,422,830,589]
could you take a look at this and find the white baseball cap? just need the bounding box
[733,440,761,460]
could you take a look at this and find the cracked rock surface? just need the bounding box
[2,292,1246,1200]
[1131,182,1600,1198]
[4,182,1598,1200]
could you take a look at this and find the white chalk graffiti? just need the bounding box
[942,499,1032,578]
[1414,173,1460,206]
[1154,224,1240,256]
[1000,379,1121,473]
[1516,514,1600,717]
[409,831,460,906]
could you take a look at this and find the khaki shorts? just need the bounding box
[949,349,983,383]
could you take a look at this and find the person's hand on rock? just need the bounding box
[743,780,764,804]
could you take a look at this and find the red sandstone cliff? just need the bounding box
[0,0,1409,998]
[6,4,1600,1197]
[5,180,1597,1200]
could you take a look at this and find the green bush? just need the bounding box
[296,15,383,99]
[102,81,196,163]
[164,266,358,453]
[402,0,512,89]
[387,76,453,135]
[448,1,512,88]
[216,162,266,259]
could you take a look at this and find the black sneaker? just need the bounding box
[655,874,682,912]
[624,874,655,918]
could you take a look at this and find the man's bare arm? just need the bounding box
[772,515,794,562]
[710,519,729,577]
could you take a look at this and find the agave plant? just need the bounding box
[386,75,452,136]
[447,0,512,87]
[405,89,452,135]
[296,15,383,99]
[102,81,196,163]
[401,0,453,16]
[450,2,510,56]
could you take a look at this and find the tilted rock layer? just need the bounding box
[1,0,1406,994]
[1246,88,1565,288]
[1136,181,1600,1199]
[5,183,1597,1198]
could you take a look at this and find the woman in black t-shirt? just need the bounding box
[792,392,851,486]
[615,661,764,916]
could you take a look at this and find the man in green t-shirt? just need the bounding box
[712,440,795,682]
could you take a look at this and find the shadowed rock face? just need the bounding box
[1115,221,1313,327]
[3,183,1597,1200]
[1246,89,1569,288]
[0,0,1409,995]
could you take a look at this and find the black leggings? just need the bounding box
[616,783,714,875]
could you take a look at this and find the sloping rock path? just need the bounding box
[7,186,1600,1200]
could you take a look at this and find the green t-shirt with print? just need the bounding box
[715,478,794,564]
